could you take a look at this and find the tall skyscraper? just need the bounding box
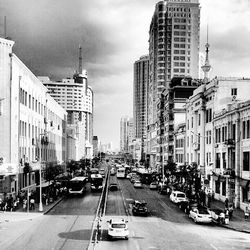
[148,0,200,125]
[133,55,149,160]
[120,117,134,153]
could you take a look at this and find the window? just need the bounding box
[247,120,250,138]
[216,153,220,168]
[231,88,237,96]
[215,180,220,194]
[222,152,226,168]
[198,114,201,126]
[206,108,212,123]
[243,121,246,139]
[243,152,250,171]
[191,117,193,128]
[222,181,226,196]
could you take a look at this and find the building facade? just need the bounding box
[120,117,134,153]
[147,0,200,169]
[133,55,149,162]
[39,69,93,160]
[0,37,67,196]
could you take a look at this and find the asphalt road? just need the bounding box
[2,183,101,250]
[96,177,250,250]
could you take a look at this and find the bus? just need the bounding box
[117,167,126,178]
[90,174,103,191]
[68,176,88,195]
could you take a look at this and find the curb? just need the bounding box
[43,197,64,215]
[219,223,250,234]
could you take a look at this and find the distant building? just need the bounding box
[120,117,134,153]
[39,48,94,159]
[93,136,99,157]
[133,55,149,161]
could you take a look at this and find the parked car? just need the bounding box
[134,181,143,188]
[132,200,148,216]
[109,183,118,191]
[107,218,129,240]
[210,208,225,224]
[189,207,212,224]
[170,191,188,204]
[179,198,198,214]
[149,182,158,190]
[130,176,139,183]
[158,184,169,194]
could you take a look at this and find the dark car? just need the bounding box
[158,184,169,194]
[180,199,198,214]
[109,183,118,191]
[132,200,148,216]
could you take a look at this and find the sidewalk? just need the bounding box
[0,196,64,224]
[210,199,250,234]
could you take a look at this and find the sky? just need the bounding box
[1,0,250,150]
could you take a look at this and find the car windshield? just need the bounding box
[199,209,210,214]
[177,193,185,198]
[112,224,126,228]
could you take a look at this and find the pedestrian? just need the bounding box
[23,198,27,211]
[225,198,229,209]
[30,197,35,210]
[228,204,234,220]
[245,205,249,220]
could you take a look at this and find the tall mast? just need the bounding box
[78,45,82,74]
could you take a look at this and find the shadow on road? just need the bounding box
[59,229,92,240]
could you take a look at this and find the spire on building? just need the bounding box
[79,45,82,74]
[201,25,211,83]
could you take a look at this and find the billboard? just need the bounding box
[0,163,18,175]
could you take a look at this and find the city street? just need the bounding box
[96,177,250,250]
[0,184,101,250]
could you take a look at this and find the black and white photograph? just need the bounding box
[0,0,250,249]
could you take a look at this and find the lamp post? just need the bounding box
[39,134,43,212]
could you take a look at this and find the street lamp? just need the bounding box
[39,133,43,212]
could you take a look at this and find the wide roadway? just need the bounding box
[2,183,101,250]
[98,176,250,250]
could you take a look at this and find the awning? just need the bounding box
[36,181,52,188]
[239,179,249,188]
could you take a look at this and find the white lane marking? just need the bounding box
[210,243,218,250]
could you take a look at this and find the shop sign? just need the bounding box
[0,163,18,175]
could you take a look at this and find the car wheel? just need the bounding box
[125,236,128,240]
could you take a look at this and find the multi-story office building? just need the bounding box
[120,117,134,153]
[0,37,67,196]
[148,0,200,125]
[39,59,94,160]
[133,55,149,162]
[147,0,200,169]
[92,136,99,157]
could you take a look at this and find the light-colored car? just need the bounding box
[149,182,158,190]
[189,207,212,224]
[134,181,143,188]
[170,191,188,204]
[107,218,129,240]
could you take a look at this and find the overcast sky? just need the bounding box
[1,0,250,150]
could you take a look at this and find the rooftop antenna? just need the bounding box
[201,23,211,83]
[78,45,82,74]
[4,16,7,38]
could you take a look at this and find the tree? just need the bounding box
[45,163,64,182]
[67,160,79,174]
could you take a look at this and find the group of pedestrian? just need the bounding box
[224,198,234,221]
[0,195,20,211]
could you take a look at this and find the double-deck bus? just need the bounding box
[117,167,126,178]
[90,174,103,191]
[68,176,88,195]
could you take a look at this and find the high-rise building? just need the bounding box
[39,47,94,159]
[148,0,200,125]
[133,55,149,161]
[92,136,99,157]
[146,0,200,169]
[120,117,134,153]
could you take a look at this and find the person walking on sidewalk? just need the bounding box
[225,198,229,209]
[228,204,234,220]
[245,205,249,220]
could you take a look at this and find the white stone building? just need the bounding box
[0,37,67,196]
